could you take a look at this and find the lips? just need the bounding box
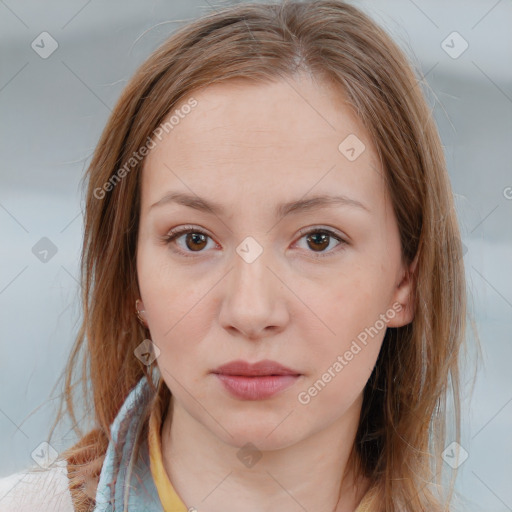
[212,359,301,377]
[212,359,302,400]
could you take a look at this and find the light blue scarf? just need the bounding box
[92,369,166,512]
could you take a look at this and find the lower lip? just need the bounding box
[214,374,300,400]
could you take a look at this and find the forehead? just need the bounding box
[151,76,369,153]
[141,75,385,209]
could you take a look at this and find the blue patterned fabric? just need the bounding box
[93,369,164,512]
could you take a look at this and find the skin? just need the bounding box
[136,73,417,512]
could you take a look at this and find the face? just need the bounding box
[136,74,415,450]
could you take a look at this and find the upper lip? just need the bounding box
[212,359,301,376]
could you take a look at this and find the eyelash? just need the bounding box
[161,225,348,259]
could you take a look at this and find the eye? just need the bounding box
[162,225,217,257]
[161,225,348,258]
[294,227,347,257]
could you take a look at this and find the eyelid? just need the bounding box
[293,226,348,258]
[162,224,348,258]
[296,226,348,243]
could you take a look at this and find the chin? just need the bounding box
[211,418,304,452]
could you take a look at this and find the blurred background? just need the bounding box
[0,1,511,511]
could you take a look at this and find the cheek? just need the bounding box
[296,327,384,422]
[137,246,182,332]
[310,269,375,337]
[137,247,216,355]
[301,263,388,375]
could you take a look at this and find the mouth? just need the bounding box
[212,359,302,400]
[212,359,301,377]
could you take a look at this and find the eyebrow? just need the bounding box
[150,191,371,217]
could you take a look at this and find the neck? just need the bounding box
[160,393,370,512]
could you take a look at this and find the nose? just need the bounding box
[218,246,289,341]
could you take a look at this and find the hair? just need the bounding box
[40,1,479,511]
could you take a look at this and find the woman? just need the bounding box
[0,1,476,511]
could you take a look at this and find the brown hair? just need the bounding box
[43,1,479,510]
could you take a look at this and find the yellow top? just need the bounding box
[148,391,188,512]
[148,390,375,512]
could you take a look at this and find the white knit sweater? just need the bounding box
[0,459,74,512]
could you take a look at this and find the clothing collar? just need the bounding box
[147,383,189,512]
[93,369,164,512]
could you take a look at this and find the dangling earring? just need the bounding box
[135,299,147,327]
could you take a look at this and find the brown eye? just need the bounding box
[184,232,208,251]
[295,228,347,257]
[306,232,330,252]
[163,226,216,257]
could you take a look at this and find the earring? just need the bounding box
[135,299,146,327]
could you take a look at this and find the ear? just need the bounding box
[386,251,419,328]
[135,298,148,326]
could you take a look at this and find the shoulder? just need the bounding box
[0,459,74,512]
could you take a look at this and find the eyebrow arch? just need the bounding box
[150,191,371,217]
